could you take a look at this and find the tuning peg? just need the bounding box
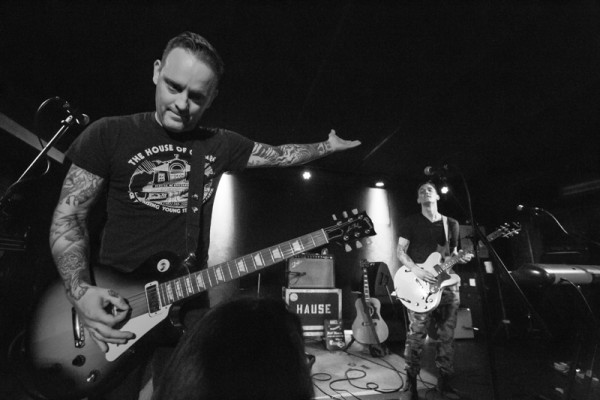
[364,238,373,245]
[342,211,348,218]
[332,214,338,221]
[355,241,363,249]
[344,243,352,252]
[352,209,358,215]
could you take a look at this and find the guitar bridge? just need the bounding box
[71,307,85,348]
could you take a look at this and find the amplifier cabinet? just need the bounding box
[286,254,335,288]
[283,288,342,338]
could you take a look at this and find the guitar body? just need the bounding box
[351,297,389,344]
[393,252,460,313]
[26,253,186,400]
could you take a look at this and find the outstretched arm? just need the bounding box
[247,129,361,167]
[50,164,134,352]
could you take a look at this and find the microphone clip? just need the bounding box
[62,101,90,126]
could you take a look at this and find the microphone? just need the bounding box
[516,204,544,214]
[62,101,90,126]
[424,164,449,177]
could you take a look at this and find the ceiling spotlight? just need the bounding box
[375,181,385,188]
[302,171,312,180]
[440,184,449,194]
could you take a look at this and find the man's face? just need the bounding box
[417,183,439,205]
[153,47,218,133]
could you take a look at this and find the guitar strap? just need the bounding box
[442,215,448,243]
[183,139,206,271]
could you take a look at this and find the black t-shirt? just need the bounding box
[398,213,460,264]
[66,112,254,272]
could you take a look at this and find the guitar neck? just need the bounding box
[362,267,371,302]
[438,227,506,273]
[158,229,329,306]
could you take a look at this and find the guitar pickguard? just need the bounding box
[106,304,170,361]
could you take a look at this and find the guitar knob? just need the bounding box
[86,370,100,383]
[72,355,86,367]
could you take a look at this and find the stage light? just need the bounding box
[302,170,312,180]
[440,184,449,194]
[374,181,385,188]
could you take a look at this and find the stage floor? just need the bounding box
[306,333,441,400]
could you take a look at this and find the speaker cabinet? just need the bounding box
[286,254,335,288]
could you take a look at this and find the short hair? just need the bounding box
[161,31,225,83]
[417,180,439,195]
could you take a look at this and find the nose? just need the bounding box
[174,92,189,113]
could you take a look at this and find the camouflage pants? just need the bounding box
[403,285,460,377]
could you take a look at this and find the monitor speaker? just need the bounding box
[287,254,335,288]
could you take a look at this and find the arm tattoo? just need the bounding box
[50,166,104,299]
[58,249,91,300]
[248,141,332,167]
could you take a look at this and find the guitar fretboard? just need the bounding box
[158,230,329,306]
[362,268,371,301]
[436,225,518,274]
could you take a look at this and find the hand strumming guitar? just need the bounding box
[68,285,134,352]
[407,263,437,284]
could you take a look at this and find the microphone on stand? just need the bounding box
[516,204,545,214]
[62,101,90,126]
[424,164,449,177]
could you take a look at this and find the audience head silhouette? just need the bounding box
[152,296,313,400]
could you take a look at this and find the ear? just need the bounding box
[153,59,161,85]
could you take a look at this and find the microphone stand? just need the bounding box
[451,168,552,400]
[0,113,78,214]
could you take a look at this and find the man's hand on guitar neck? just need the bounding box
[455,251,474,264]
[69,285,135,353]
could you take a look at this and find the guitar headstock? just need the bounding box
[497,222,521,238]
[326,209,376,252]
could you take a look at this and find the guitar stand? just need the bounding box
[343,335,388,358]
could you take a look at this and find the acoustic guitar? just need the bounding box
[352,260,389,344]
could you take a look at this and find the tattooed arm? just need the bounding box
[50,164,134,352]
[246,129,361,167]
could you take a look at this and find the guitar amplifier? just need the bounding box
[286,254,335,288]
[283,288,342,338]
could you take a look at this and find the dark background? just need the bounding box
[1,0,600,390]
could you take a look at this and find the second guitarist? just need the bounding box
[394,181,472,400]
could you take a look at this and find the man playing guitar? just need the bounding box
[394,181,472,400]
[49,31,360,399]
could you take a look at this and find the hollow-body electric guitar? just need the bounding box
[26,211,375,400]
[393,223,520,313]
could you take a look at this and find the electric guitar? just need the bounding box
[352,260,389,344]
[25,211,375,400]
[393,222,520,313]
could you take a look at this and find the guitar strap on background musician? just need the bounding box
[183,140,206,272]
[442,215,448,244]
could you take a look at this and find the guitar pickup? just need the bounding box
[144,281,162,316]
